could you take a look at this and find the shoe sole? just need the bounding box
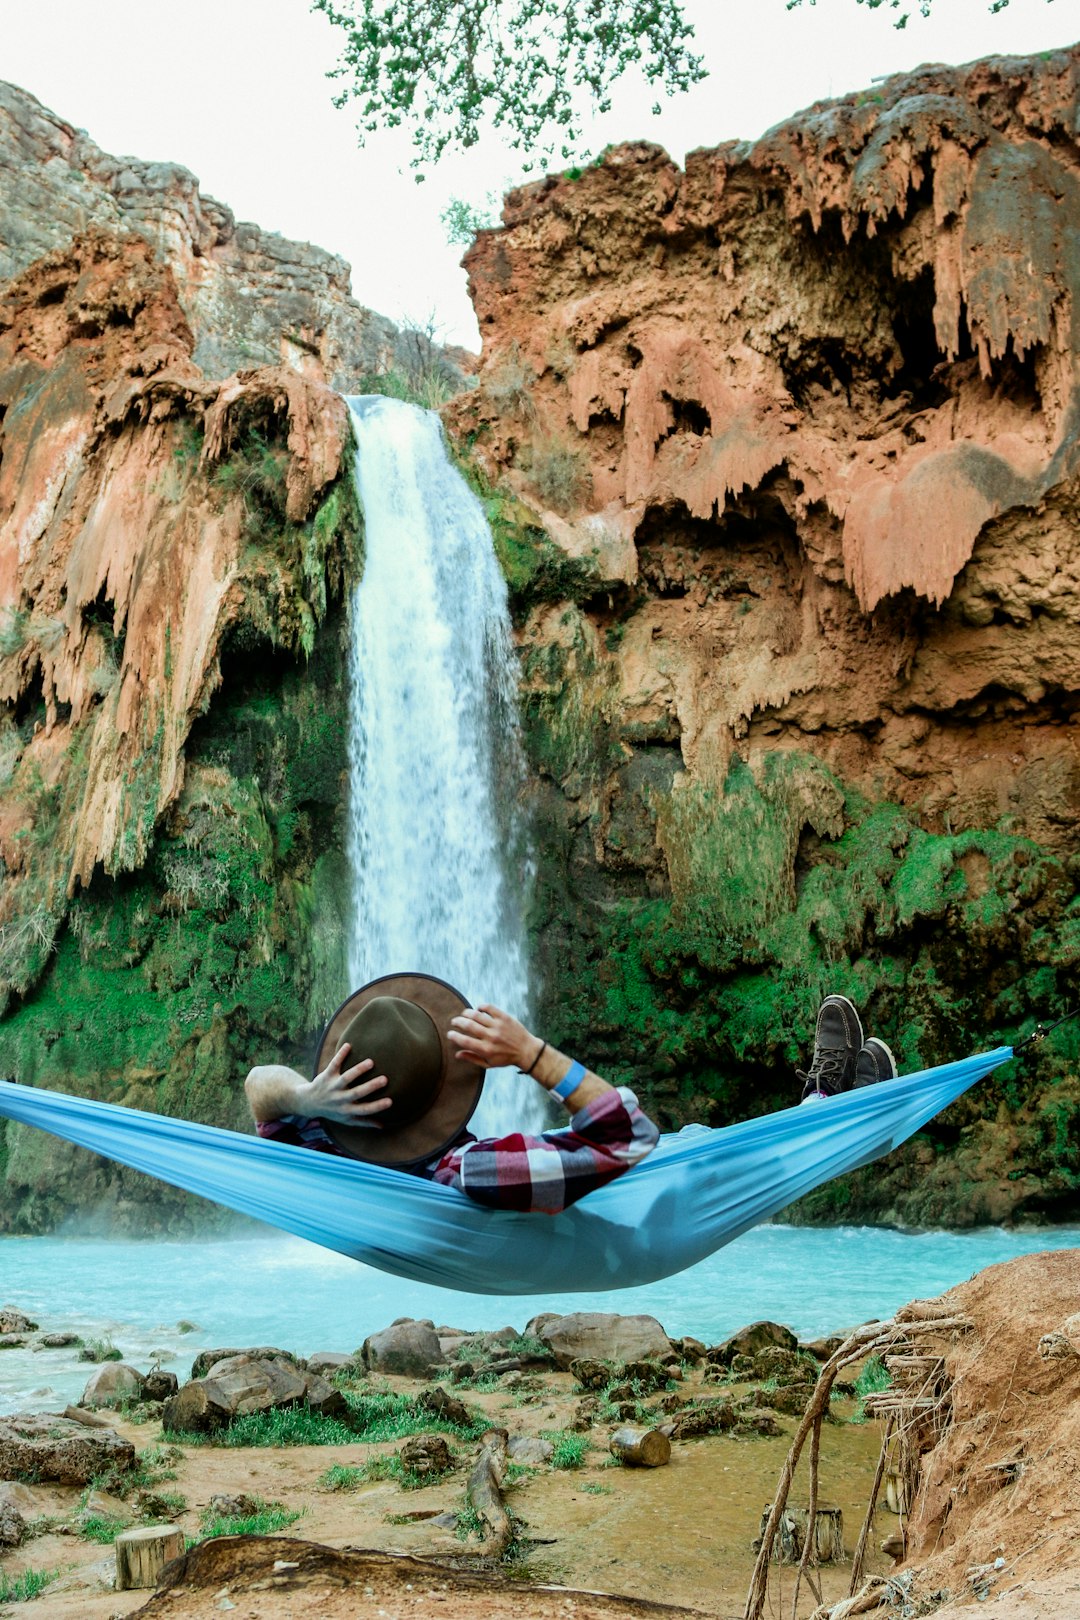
[820,993,864,1052]
[853,1036,898,1087]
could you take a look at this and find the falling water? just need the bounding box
[344,395,543,1136]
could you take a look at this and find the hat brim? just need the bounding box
[313,973,484,1167]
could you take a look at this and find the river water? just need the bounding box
[2,1224,1077,1415]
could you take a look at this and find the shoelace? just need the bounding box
[796,1049,849,1094]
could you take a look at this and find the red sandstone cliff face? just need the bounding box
[453,46,1080,854]
[0,228,353,1007]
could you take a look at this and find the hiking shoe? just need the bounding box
[797,995,864,1102]
[853,1037,898,1088]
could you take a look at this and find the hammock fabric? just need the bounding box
[0,1049,1011,1295]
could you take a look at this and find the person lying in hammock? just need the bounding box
[245,972,659,1216]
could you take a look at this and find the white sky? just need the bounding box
[2,0,1076,347]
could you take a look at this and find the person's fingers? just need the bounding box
[343,1072,387,1098]
[328,1043,351,1074]
[339,1057,375,1084]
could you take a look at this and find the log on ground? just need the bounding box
[609,1426,672,1467]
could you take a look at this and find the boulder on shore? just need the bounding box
[190,1345,300,1380]
[537,1313,674,1370]
[363,1319,443,1378]
[0,1413,135,1486]
[81,1362,145,1409]
[708,1321,798,1365]
[162,1353,347,1434]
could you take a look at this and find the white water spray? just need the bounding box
[344,395,542,1136]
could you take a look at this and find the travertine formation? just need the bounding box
[456,45,1080,842]
[0,79,442,391]
[448,45,1080,1223]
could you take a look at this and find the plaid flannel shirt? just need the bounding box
[255,1085,659,1215]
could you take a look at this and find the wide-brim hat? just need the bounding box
[313,972,484,1167]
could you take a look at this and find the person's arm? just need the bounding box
[245,1046,392,1125]
[447,1005,609,1112]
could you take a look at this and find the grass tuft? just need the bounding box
[198,1499,303,1540]
[0,1568,62,1601]
[545,1430,589,1470]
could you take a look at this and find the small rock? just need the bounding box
[734,1406,782,1437]
[0,1500,25,1548]
[303,1370,348,1417]
[449,1361,476,1385]
[708,1321,798,1366]
[675,1336,707,1362]
[801,1336,844,1361]
[80,1489,129,1522]
[176,1321,199,1334]
[752,1382,816,1417]
[34,1332,83,1350]
[363,1319,443,1379]
[400,1434,452,1476]
[305,1352,356,1377]
[0,1334,29,1349]
[208,1493,260,1519]
[570,1357,610,1391]
[0,1413,135,1485]
[0,1308,38,1334]
[416,1386,472,1429]
[162,1379,235,1434]
[142,1370,179,1403]
[620,1359,672,1391]
[670,1398,738,1439]
[81,1363,145,1409]
[571,1397,599,1432]
[507,1436,553,1466]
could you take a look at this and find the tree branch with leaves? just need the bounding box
[312,0,706,171]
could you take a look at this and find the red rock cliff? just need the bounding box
[450,45,1080,1225]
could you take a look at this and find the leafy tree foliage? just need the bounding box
[315,0,1057,171]
[312,0,705,170]
[787,0,1039,25]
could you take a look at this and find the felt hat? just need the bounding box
[312,972,484,1167]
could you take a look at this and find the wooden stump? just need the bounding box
[755,1502,844,1565]
[884,1470,908,1514]
[115,1525,185,1590]
[465,1428,511,1555]
[609,1426,671,1467]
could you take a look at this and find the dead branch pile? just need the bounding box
[743,1310,972,1620]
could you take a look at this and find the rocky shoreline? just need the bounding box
[2,1252,1078,1618]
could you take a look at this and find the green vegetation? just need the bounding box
[320,1452,450,1491]
[544,1430,589,1469]
[169,1389,484,1450]
[80,1336,122,1363]
[0,430,360,1229]
[0,1568,62,1602]
[451,447,600,616]
[441,195,498,245]
[79,1513,127,1544]
[199,1499,302,1539]
[851,1355,893,1423]
[524,719,1080,1225]
[528,435,591,514]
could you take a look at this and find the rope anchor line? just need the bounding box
[1014,1005,1080,1055]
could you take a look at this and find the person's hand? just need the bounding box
[448,1005,539,1071]
[306,1044,391,1125]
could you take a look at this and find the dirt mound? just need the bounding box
[131,1536,706,1619]
[900,1249,1080,1615]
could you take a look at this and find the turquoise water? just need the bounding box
[2,1223,1078,1414]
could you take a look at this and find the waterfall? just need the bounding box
[343,395,544,1137]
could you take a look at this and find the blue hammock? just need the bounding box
[0,1050,1011,1295]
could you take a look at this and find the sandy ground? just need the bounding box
[0,1365,887,1620]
